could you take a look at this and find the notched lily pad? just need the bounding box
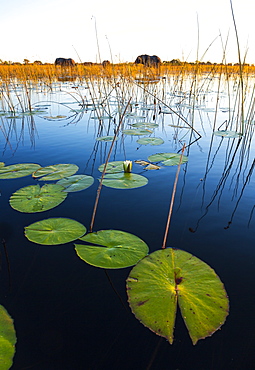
[148,152,188,166]
[32,164,79,181]
[96,136,118,142]
[137,137,164,146]
[75,229,149,269]
[25,218,87,245]
[9,184,67,213]
[98,161,124,173]
[0,163,41,179]
[56,175,94,192]
[122,129,153,136]
[213,130,242,138]
[0,305,16,370]
[127,248,229,345]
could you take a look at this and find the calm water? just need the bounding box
[0,75,255,369]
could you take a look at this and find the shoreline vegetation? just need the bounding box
[0,61,255,82]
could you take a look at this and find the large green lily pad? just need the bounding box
[101,173,148,189]
[127,248,229,345]
[75,229,149,269]
[56,175,94,192]
[98,161,124,173]
[148,153,188,166]
[0,305,16,370]
[96,136,118,142]
[0,163,41,179]
[137,137,164,146]
[25,218,87,245]
[9,184,67,213]
[32,164,79,181]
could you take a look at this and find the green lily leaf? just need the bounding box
[130,122,159,128]
[56,175,94,192]
[0,162,5,168]
[75,229,149,269]
[0,305,16,370]
[148,153,188,166]
[122,129,152,136]
[127,248,229,345]
[25,218,86,245]
[9,184,67,213]
[32,164,79,181]
[101,172,148,189]
[96,136,118,142]
[0,163,41,179]
[213,130,242,138]
[137,137,164,146]
[98,161,124,173]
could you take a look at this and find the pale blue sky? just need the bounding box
[1,0,255,64]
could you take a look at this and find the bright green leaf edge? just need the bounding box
[98,161,124,173]
[148,153,188,166]
[75,229,149,269]
[137,137,164,146]
[25,218,87,245]
[101,173,148,189]
[0,163,41,179]
[32,164,79,181]
[56,175,94,192]
[127,248,229,345]
[0,305,16,370]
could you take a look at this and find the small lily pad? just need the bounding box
[0,305,16,370]
[75,229,149,269]
[56,175,94,192]
[101,172,148,189]
[213,130,242,138]
[98,161,124,173]
[9,184,67,213]
[130,122,159,128]
[137,137,164,146]
[122,129,153,136]
[0,163,41,179]
[148,153,188,166]
[96,136,118,142]
[25,218,87,245]
[33,164,79,181]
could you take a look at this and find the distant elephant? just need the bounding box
[134,54,161,67]
[55,58,75,66]
[102,60,110,67]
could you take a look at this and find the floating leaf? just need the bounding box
[130,122,159,128]
[127,248,229,345]
[96,136,118,142]
[9,184,67,213]
[98,161,124,173]
[137,137,164,146]
[101,172,148,189]
[0,305,16,370]
[0,163,41,179]
[43,115,67,119]
[75,229,149,269]
[213,130,242,138]
[33,164,79,181]
[56,175,94,192]
[122,129,152,136]
[148,153,188,166]
[25,218,86,245]
[135,160,160,170]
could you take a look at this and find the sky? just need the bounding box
[1,0,255,64]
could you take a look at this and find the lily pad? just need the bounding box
[130,122,159,128]
[0,163,41,179]
[0,305,16,370]
[101,172,148,189]
[122,129,152,136]
[75,229,149,269]
[137,137,164,146]
[33,164,79,181]
[9,184,67,213]
[25,218,87,245]
[98,161,124,173]
[213,130,242,138]
[96,136,119,142]
[127,248,229,345]
[56,175,94,192]
[148,153,188,166]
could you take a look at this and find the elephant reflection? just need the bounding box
[55,58,75,66]
[134,54,161,67]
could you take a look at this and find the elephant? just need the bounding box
[102,60,110,67]
[54,58,75,66]
[134,54,161,67]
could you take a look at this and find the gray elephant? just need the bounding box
[134,54,161,67]
[54,58,75,66]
